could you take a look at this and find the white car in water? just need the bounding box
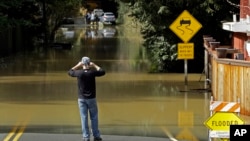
[100,12,116,25]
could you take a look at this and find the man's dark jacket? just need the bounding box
[68,68,105,99]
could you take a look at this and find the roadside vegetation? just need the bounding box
[0,0,84,55]
[116,0,239,72]
[0,0,240,72]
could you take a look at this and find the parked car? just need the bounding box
[93,9,104,18]
[100,12,116,25]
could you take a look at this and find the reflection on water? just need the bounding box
[84,26,116,38]
[0,25,211,141]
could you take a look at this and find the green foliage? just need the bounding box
[44,0,82,41]
[0,0,41,30]
[45,0,82,19]
[158,6,169,15]
[145,37,177,72]
[0,0,83,41]
[127,0,180,72]
[118,0,239,72]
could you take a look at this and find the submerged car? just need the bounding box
[51,42,73,50]
[100,12,116,25]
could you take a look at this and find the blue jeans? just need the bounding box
[78,98,100,139]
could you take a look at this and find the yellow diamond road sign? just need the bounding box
[169,10,202,43]
[204,112,245,131]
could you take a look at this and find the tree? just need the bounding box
[117,0,239,72]
[39,0,83,43]
[0,0,43,56]
[0,0,41,30]
[0,0,84,51]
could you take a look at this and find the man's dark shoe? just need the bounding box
[94,137,102,141]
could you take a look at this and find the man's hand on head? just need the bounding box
[72,62,83,70]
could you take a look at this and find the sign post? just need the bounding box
[169,10,202,85]
[204,112,245,138]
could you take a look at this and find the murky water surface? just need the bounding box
[0,25,211,141]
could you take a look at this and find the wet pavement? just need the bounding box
[0,133,174,141]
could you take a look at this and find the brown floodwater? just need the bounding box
[0,25,211,141]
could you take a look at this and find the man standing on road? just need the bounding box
[68,56,105,141]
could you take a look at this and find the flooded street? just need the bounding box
[0,25,211,141]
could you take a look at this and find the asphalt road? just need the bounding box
[0,133,174,141]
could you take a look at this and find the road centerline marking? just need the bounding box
[3,120,28,141]
[13,125,26,141]
[3,126,18,141]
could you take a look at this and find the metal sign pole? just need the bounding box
[184,59,188,85]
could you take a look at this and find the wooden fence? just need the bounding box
[205,48,250,116]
